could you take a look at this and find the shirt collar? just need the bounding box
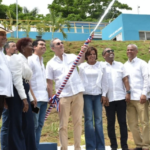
[32,54,43,63]
[53,53,66,62]
[105,60,115,65]
[18,53,28,63]
[0,47,4,52]
[128,56,137,63]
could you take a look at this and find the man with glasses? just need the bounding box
[1,41,17,150]
[28,39,48,150]
[102,48,130,150]
[46,38,87,150]
[124,44,149,150]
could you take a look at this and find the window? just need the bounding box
[139,31,150,40]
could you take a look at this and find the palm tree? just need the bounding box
[47,8,71,39]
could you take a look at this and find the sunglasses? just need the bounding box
[105,50,114,54]
[56,42,63,45]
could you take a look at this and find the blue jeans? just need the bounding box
[33,102,48,150]
[83,94,105,150]
[1,108,9,150]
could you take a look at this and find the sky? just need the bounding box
[2,0,150,16]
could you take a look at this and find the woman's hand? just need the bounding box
[31,99,37,108]
[23,99,29,112]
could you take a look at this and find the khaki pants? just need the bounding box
[58,92,84,150]
[127,100,149,149]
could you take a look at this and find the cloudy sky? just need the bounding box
[2,0,150,16]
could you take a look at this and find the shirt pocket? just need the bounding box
[115,70,123,81]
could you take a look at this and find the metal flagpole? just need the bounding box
[16,0,18,38]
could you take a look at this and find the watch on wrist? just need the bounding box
[126,90,131,94]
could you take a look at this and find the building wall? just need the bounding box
[122,14,150,40]
[7,31,89,41]
[102,14,150,41]
[102,15,124,40]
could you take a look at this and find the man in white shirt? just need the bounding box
[28,39,49,150]
[0,29,13,119]
[46,38,87,150]
[102,48,130,150]
[124,44,149,150]
[1,41,17,150]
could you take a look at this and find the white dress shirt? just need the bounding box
[0,48,13,97]
[104,61,128,102]
[79,61,108,96]
[146,60,150,98]
[124,57,148,100]
[28,54,48,102]
[46,53,84,98]
[9,53,34,101]
[5,55,11,61]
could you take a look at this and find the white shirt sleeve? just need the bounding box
[147,61,150,94]
[28,90,34,102]
[141,61,148,95]
[122,65,129,78]
[28,57,33,71]
[9,54,27,100]
[46,62,54,80]
[101,67,108,97]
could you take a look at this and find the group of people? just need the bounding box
[0,27,150,150]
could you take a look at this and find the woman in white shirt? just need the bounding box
[6,38,36,150]
[79,47,108,150]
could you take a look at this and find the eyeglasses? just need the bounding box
[56,42,63,45]
[104,49,114,54]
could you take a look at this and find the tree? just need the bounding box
[0,0,2,4]
[45,8,71,39]
[48,0,132,21]
[8,4,23,20]
[19,17,32,37]
[0,4,8,19]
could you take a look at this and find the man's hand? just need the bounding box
[125,93,130,103]
[31,98,37,108]
[23,99,29,112]
[4,99,8,109]
[140,95,146,104]
[81,45,88,54]
[101,96,109,106]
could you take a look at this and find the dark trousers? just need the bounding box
[0,95,5,118]
[105,100,128,149]
[6,80,36,150]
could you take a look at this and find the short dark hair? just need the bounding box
[4,41,15,54]
[85,46,98,61]
[16,38,32,53]
[32,39,45,47]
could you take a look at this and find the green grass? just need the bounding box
[1,39,150,148]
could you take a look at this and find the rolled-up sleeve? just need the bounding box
[46,62,53,80]
[9,54,26,100]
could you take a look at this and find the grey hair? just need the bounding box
[127,44,138,50]
[50,38,59,48]
[4,41,15,54]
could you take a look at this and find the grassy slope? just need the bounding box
[1,39,150,148]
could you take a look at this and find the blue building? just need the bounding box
[102,14,150,41]
[5,21,107,41]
